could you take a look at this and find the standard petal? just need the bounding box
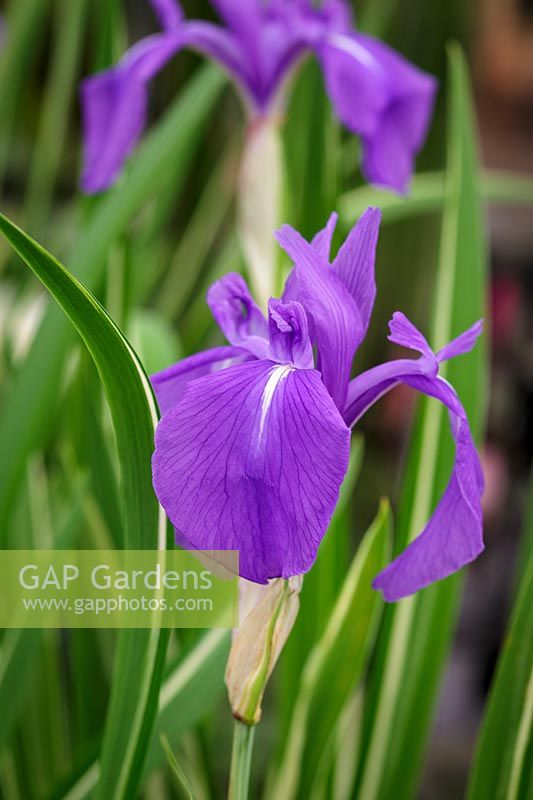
[151,345,250,415]
[437,320,484,363]
[207,273,270,358]
[152,359,350,583]
[268,298,313,369]
[311,212,338,261]
[211,0,260,36]
[150,0,183,29]
[317,33,436,192]
[387,310,434,357]
[333,207,381,335]
[276,224,363,408]
[372,375,484,601]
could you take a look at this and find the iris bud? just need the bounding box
[225,576,302,725]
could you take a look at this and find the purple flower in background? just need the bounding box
[151,209,484,602]
[81,0,436,194]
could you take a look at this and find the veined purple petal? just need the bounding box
[437,320,484,363]
[152,359,350,583]
[207,272,270,359]
[311,212,338,261]
[333,207,381,335]
[276,224,363,409]
[150,0,183,29]
[343,357,432,427]
[151,345,250,416]
[268,298,314,369]
[344,314,484,601]
[317,33,436,193]
[373,375,484,601]
[388,310,434,358]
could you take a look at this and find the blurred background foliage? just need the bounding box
[0,1,532,799]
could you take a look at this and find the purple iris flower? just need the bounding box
[151,209,485,602]
[81,0,436,195]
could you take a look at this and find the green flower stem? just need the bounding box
[228,720,256,800]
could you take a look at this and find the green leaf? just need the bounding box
[55,630,230,800]
[353,43,489,800]
[271,501,391,800]
[128,310,183,377]
[0,478,86,754]
[359,0,399,37]
[339,172,445,226]
[154,144,235,322]
[339,170,533,227]
[0,64,225,534]
[0,0,52,186]
[283,58,340,240]
[467,519,533,800]
[23,0,88,234]
[0,213,168,800]
[159,735,196,800]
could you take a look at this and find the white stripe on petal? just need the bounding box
[258,365,293,440]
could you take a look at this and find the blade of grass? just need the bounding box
[160,735,197,800]
[283,59,340,240]
[0,0,51,188]
[353,43,489,800]
[0,214,168,800]
[129,310,183,376]
[89,0,126,72]
[24,0,87,234]
[154,144,235,321]
[25,457,71,786]
[467,499,533,800]
[0,64,225,534]
[0,480,85,753]
[359,0,399,37]
[54,630,230,800]
[271,501,391,800]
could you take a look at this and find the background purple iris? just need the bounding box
[80,0,436,194]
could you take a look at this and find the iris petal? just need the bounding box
[152,359,350,583]
[344,314,484,601]
[150,0,183,29]
[151,345,251,416]
[387,310,434,357]
[437,320,484,363]
[373,375,484,601]
[276,224,362,408]
[207,272,270,358]
[333,207,381,336]
[317,32,436,192]
[311,212,338,261]
[268,298,314,369]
